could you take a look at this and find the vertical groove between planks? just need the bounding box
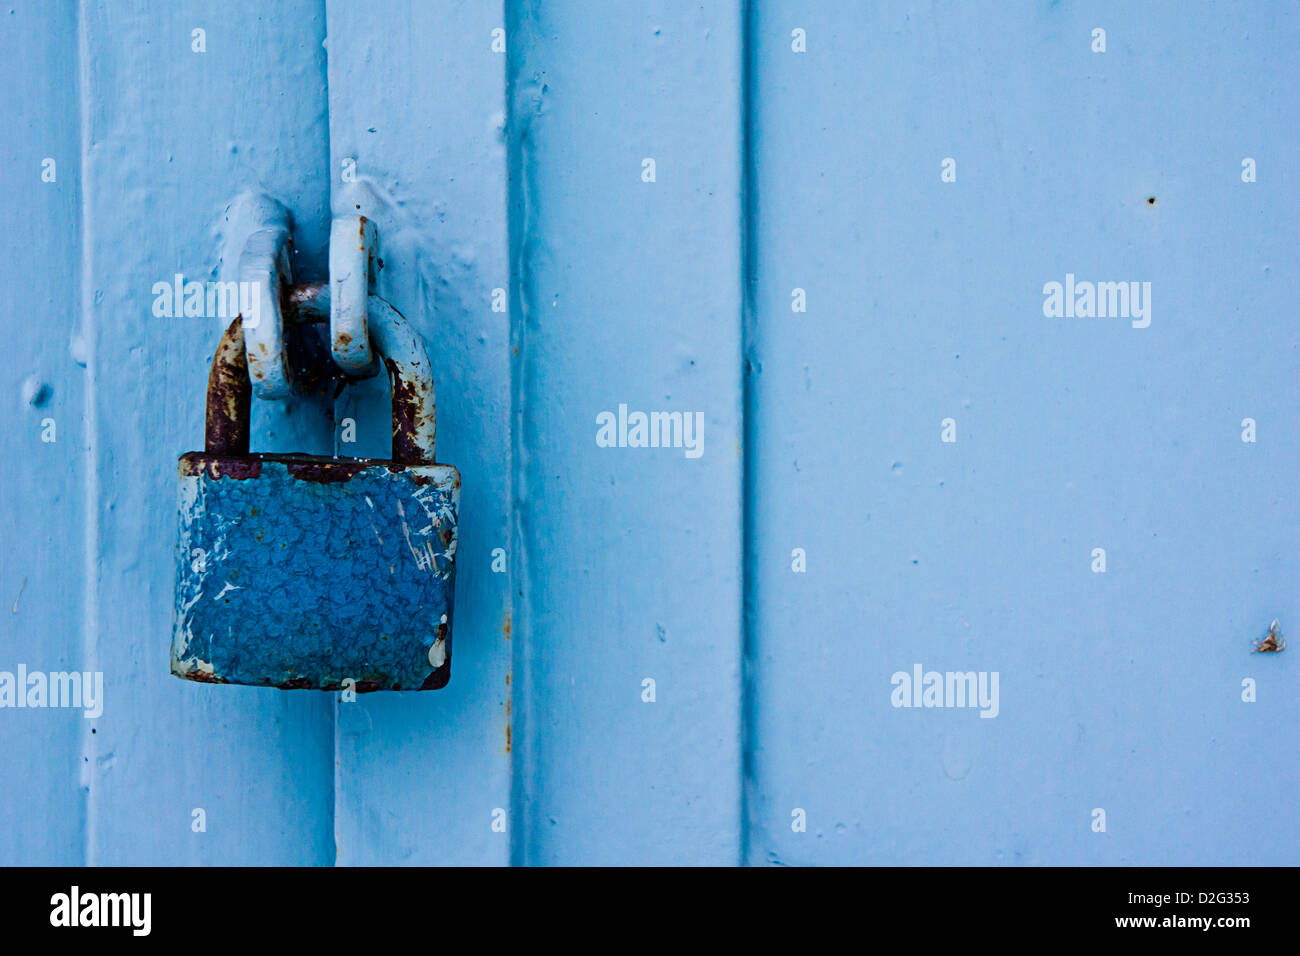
[76,0,99,867]
[739,0,757,869]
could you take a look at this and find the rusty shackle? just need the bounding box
[204,283,438,464]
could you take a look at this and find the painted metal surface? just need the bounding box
[0,0,87,866]
[234,195,295,399]
[506,0,746,865]
[1,0,1296,867]
[329,214,379,374]
[745,0,1300,865]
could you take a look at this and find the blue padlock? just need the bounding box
[172,285,460,691]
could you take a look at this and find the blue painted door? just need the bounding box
[2,0,1295,866]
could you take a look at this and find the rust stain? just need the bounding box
[504,649,513,752]
[179,454,263,481]
[215,458,262,480]
[420,664,450,690]
[503,613,511,641]
[286,460,366,484]
[204,317,251,457]
[1253,619,1286,653]
[179,669,229,685]
[384,355,433,465]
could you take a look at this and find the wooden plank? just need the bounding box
[325,0,514,866]
[0,0,88,865]
[508,0,746,865]
[78,0,335,864]
[746,0,1300,864]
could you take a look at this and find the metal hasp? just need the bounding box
[171,283,460,691]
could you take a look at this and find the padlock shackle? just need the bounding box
[205,317,252,457]
[365,295,438,464]
[204,287,437,463]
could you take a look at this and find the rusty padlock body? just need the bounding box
[171,285,460,691]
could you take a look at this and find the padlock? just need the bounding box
[171,284,460,691]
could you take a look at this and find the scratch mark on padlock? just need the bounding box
[11,576,26,613]
[361,494,384,546]
[172,623,193,659]
[213,581,242,602]
[397,499,436,571]
[361,497,385,546]
[179,589,204,617]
